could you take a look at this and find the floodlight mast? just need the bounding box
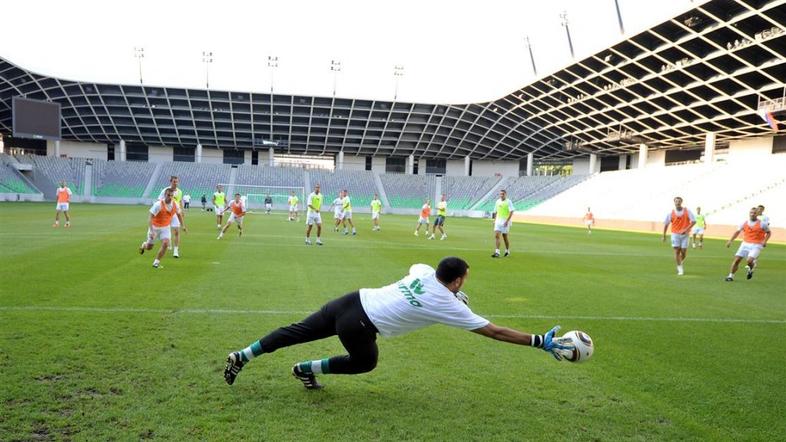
[134,47,144,85]
[393,65,404,101]
[330,59,342,97]
[267,55,279,140]
[202,51,213,89]
[525,36,537,76]
[560,11,575,59]
[613,0,625,35]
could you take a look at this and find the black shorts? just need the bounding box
[434,215,445,226]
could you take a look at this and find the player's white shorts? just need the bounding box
[342,210,352,220]
[265,203,272,210]
[290,205,298,212]
[418,217,429,225]
[55,202,69,211]
[735,242,763,259]
[494,219,511,234]
[692,227,705,235]
[334,209,342,219]
[215,206,225,216]
[306,211,322,226]
[371,212,380,220]
[228,213,244,225]
[671,233,689,249]
[147,226,171,242]
[585,220,593,226]
[170,213,181,228]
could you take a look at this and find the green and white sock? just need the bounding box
[296,358,330,375]
[239,341,263,362]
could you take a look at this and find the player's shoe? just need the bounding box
[173,250,179,258]
[316,239,323,246]
[725,276,734,282]
[677,265,684,276]
[429,234,435,240]
[440,234,447,240]
[139,242,146,255]
[691,243,696,249]
[65,222,70,228]
[745,265,754,280]
[224,352,244,385]
[352,231,357,236]
[238,230,243,238]
[217,233,223,240]
[292,364,323,390]
[305,239,312,245]
[52,223,58,228]
[491,252,500,258]
[334,227,339,232]
[414,231,419,237]
[504,251,510,257]
[152,262,162,269]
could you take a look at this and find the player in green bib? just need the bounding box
[213,185,227,228]
[158,176,186,258]
[305,184,324,246]
[691,207,708,249]
[288,191,300,222]
[370,194,383,231]
[431,194,448,240]
[340,189,356,236]
[492,189,515,258]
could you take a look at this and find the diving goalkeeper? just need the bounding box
[224,256,574,389]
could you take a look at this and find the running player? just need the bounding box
[691,207,707,249]
[331,192,344,231]
[414,199,431,237]
[218,193,247,239]
[264,194,273,214]
[661,196,695,276]
[431,194,448,240]
[757,205,769,224]
[139,188,186,269]
[370,194,383,231]
[53,180,72,228]
[213,185,226,229]
[583,207,594,235]
[287,191,299,221]
[341,189,356,236]
[223,256,575,388]
[159,176,184,258]
[725,207,771,281]
[492,189,515,258]
[305,184,324,246]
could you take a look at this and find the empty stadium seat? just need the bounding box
[92,159,157,198]
[309,169,377,208]
[380,174,437,209]
[441,175,501,210]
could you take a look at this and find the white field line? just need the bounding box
[1,305,784,324]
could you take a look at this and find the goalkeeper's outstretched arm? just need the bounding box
[472,324,574,360]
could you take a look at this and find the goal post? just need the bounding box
[218,183,305,212]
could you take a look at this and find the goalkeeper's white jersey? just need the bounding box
[359,265,489,337]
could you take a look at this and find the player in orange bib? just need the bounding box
[661,196,695,276]
[724,207,771,281]
[218,193,247,239]
[139,188,186,268]
[53,180,73,227]
[583,207,594,235]
[414,199,431,237]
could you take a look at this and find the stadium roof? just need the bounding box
[1,0,784,161]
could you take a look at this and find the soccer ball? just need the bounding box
[560,330,594,363]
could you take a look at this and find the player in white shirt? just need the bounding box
[223,257,575,388]
[53,180,73,228]
[139,188,186,269]
[331,192,344,232]
[218,193,247,240]
[287,191,299,221]
[213,185,227,229]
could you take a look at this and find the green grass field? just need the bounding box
[1,202,785,440]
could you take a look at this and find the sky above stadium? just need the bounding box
[2,0,703,104]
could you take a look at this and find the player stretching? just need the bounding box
[139,188,186,269]
[218,193,247,239]
[662,196,695,276]
[213,185,226,229]
[370,194,383,231]
[583,207,594,235]
[287,191,299,221]
[264,194,273,214]
[492,190,515,258]
[691,207,707,249]
[159,176,184,258]
[341,189,356,236]
[53,180,72,228]
[725,207,771,281]
[414,199,431,237]
[223,256,575,389]
[431,194,448,240]
[331,192,344,231]
[305,184,324,246]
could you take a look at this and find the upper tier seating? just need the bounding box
[0,164,37,193]
[380,174,437,209]
[475,176,561,212]
[92,160,157,198]
[309,169,377,208]
[441,175,501,210]
[17,155,86,195]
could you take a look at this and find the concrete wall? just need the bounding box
[646,150,666,167]
[573,157,590,175]
[371,156,386,173]
[149,146,173,163]
[728,136,773,163]
[629,152,639,169]
[47,140,106,159]
[471,160,519,177]
[342,154,366,171]
[445,159,465,176]
[244,150,253,165]
[201,147,224,164]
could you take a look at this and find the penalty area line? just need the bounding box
[0,306,784,324]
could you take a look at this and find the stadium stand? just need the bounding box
[91,159,157,198]
[17,155,85,195]
[309,169,377,208]
[380,174,437,209]
[441,175,501,210]
[475,176,561,212]
[0,163,38,194]
[154,162,232,199]
[233,165,305,205]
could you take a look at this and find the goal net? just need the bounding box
[218,184,305,212]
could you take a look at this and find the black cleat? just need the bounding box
[292,364,323,390]
[224,352,245,385]
[724,276,734,282]
[745,265,754,280]
[504,251,510,257]
[491,252,500,258]
[139,244,145,255]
